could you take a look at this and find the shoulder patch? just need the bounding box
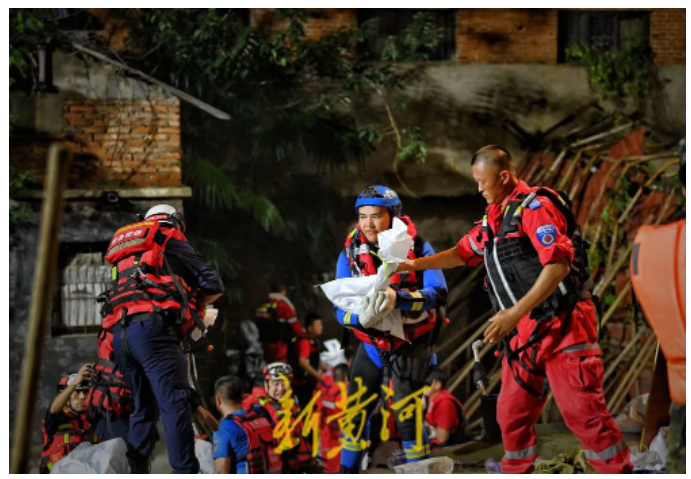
[528,198,542,210]
[536,224,557,246]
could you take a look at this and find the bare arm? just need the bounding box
[214,458,231,474]
[434,428,450,445]
[484,258,570,344]
[299,357,322,382]
[50,363,92,414]
[398,247,465,272]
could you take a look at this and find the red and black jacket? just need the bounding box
[227,407,283,474]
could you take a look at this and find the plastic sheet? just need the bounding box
[320,218,413,339]
[50,438,129,474]
[320,338,347,369]
[614,393,649,433]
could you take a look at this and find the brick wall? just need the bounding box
[11,98,182,189]
[251,8,356,40]
[651,8,686,65]
[456,9,558,64]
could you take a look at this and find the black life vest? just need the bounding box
[482,188,592,321]
[288,336,321,383]
[40,408,89,473]
[227,408,283,474]
[254,301,293,345]
[99,220,205,338]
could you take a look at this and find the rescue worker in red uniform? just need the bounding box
[213,375,282,474]
[40,365,92,473]
[630,141,685,473]
[289,312,324,407]
[88,329,132,443]
[255,284,306,364]
[100,204,224,473]
[399,146,632,474]
[423,369,466,449]
[242,362,318,473]
[317,363,348,473]
[332,186,448,472]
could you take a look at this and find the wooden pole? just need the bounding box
[607,335,656,411]
[602,327,648,383]
[435,312,490,354]
[11,144,71,473]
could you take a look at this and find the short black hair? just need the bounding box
[305,312,321,328]
[333,363,349,383]
[470,145,513,171]
[425,368,450,389]
[215,376,244,403]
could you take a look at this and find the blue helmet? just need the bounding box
[355,185,402,217]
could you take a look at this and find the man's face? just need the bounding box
[266,378,288,401]
[472,163,509,205]
[423,380,443,398]
[358,206,391,243]
[308,319,323,338]
[69,390,89,413]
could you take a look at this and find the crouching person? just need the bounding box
[424,369,467,449]
[40,364,93,473]
[213,376,281,474]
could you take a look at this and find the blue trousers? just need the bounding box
[112,314,199,474]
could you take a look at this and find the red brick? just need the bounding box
[70,105,94,112]
[64,113,83,120]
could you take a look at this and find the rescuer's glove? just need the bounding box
[359,288,397,328]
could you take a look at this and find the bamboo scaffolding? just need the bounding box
[440,324,487,369]
[608,339,657,412]
[448,342,494,394]
[617,159,679,224]
[569,123,634,148]
[464,369,502,419]
[435,312,490,354]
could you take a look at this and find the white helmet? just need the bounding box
[144,204,185,232]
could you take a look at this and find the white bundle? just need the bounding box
[320,218,413,339]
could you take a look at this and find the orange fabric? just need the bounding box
[631,220,686,404]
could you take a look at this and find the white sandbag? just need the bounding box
[393,456,454,474]
[320,339,347,369]
[320,218,413,339]
[50,438,129,474]
[614,393,649,433]
[649,429,668,467]
[196,439,214,474]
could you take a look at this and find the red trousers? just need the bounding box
[498,342,632,474]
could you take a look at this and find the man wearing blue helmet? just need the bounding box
[332,185,448,472]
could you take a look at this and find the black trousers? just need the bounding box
[347,339,431,444]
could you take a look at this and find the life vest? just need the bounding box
[227,408,283,474]
[40,407,89,473]
[425,390,467,448]
[481,188,591,322]
[317,377,343,473]
[99,220,205,339]
[88,329,132,426]
[344,215,439,351]
[631,219,686,404]
[288,335,321,384]
[255,300,293,346]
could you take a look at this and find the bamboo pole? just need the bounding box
[556,148,585,191]
[602,327,648,383]
[583,156,627,238]
[440,324,487,369]
[448,342,494,394]
[11,144,71,474]
[593,244,633,297]
[568,152,602,209]
[569,123,634,148]
[609,340,657,413]
[600,282,632,328]
[617,159,679,224]
[607,335,657,411]
[435,312,490,354]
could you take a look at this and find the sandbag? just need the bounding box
[50,438,129,474]
[196,438,214,474]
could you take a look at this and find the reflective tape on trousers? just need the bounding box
[584,440,628,461]
[562,343,600,354]
[504,444,538,459]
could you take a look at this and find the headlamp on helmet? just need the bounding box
[144,204,186,232]
[263,362,293,382]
